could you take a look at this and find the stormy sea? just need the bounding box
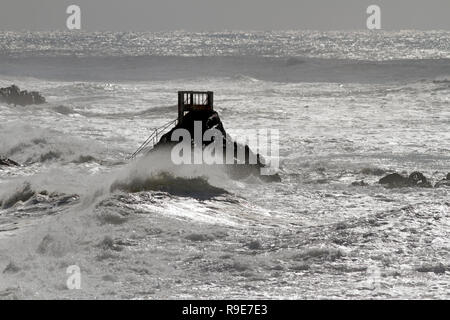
[0,31,449,299]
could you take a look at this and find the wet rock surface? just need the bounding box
[155,109,281,182]
[379,171,432,188]
[0,158,20,167]
[0,85,45,106]
[434,173,450,188]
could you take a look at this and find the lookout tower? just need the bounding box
[178,91,213,123]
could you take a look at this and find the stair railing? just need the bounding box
[128,119,177,159]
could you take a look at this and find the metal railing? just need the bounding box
[128,119,177,160]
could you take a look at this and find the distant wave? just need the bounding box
[433,75,450,83]
[52,104,176,119]
[1,55,450,84]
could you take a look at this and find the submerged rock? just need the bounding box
[0,84,46,106]
[379,171,432,188]
[247,240,263,250]
[351,180,369,187]
[360,167,386,176]
[416,263,447,274]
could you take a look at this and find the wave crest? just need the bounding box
[110,172,228,200]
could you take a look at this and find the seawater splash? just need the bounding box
[0,121,108,165]
[0,141,247,299]
[0,30,449,299]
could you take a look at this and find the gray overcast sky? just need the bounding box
[1,0,449,31]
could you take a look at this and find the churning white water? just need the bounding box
[0,31,449,299]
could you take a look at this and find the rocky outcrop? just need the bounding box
[0,85,45,106]
[0,157,20,167]
[379,171,432,188]
[435,173,450,188]
[155,109,280,182]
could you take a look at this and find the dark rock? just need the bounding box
[435,173,450,188]
[155,109,281,182]
[0,157,20,167]
[0,85,46,106]
[379,173,409,187]
[408,171,432,188]
[379,171,432,188]
[247,240,263,250]
[416,263,447,274]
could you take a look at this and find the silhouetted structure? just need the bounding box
[129,90,280,181]
[178,91,213,123]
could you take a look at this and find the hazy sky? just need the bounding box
[1,0,449,31]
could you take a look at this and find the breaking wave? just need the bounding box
[1,55,450,84]
[52,104,176,119]
[0,182,79,210]
[0,182,35,209]
[0,122,107,164]
[110,172,228,200]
